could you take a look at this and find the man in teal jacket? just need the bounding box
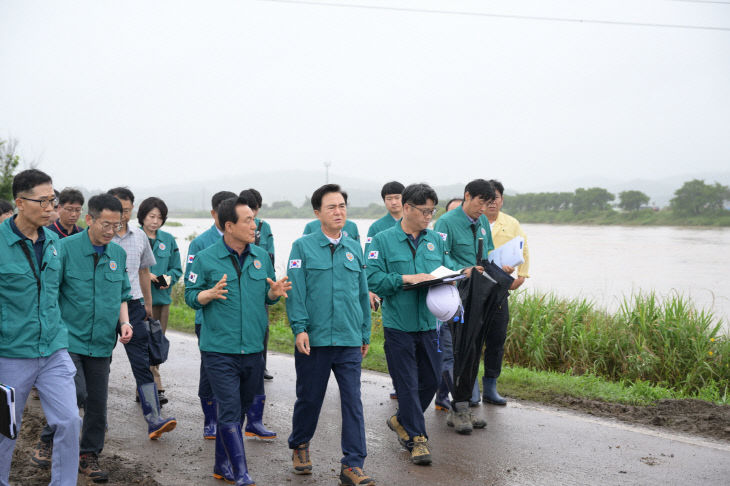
[366,183,457,466]
[433,179,503,433]
[186,196,290,486]
[34,194,134,483]
[364,181,405,400]
[0,170,81,486]
[286,184,375,486]
[185,191,236,439]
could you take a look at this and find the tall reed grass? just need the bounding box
[505,291,729,400]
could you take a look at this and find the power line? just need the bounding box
[257,0,730,32]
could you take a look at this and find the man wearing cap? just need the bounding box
[367,183,467,466]
[286,184,374,485]
[185,191,237,440]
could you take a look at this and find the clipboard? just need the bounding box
[403,273,466,290]
[0,383,17,440]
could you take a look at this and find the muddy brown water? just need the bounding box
[10,331,730,485]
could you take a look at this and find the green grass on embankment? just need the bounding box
[167,286,729,406]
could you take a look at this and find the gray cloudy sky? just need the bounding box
[1,0,729,193]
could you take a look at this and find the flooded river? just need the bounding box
[163,218,730,328]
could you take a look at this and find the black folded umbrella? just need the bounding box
[447,261,513,404]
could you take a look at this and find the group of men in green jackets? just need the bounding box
[1,171,525,486]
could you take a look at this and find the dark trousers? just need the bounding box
[122,299,154,387]
[383,327,441,439]
[41,353,111,455]
[483,295,509,378]
[195,323,214,399]
[201,351,263,425]
[288,346,366,468]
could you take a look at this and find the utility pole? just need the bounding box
[324,161,331,184]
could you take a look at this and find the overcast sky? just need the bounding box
[1,0,729,194]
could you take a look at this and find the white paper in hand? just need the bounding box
[487,236,525,269]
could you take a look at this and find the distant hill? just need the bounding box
[70,170,730,212]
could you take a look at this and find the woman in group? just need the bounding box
[138,196,182,404]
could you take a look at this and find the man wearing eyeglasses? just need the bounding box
[31,194,134,483]
[0,169,82,486]
[108,187,176,440]
[47,188,84,239]
[366,183,457,466]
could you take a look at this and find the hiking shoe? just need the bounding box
[292,442,312,475]
[30,440,52,468]
[389,390,397,400]
[386,415,409,448]
[434,397,450,412]
[339,465,375,485]
[470,411,487,429]
[409,435,432,465]
[446,403,473,435]
[79,452,109,483]
[263,369,273,381]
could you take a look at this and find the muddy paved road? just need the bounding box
[14,330,730,485]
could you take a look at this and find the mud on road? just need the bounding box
[549,396,730,443]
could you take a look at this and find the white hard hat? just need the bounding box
[426,284,462,322]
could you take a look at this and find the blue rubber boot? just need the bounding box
[213,428,234,482]
[482,377,507,406]
[470,378,481,407]
[219,423,256,486]
[201,397,217,440]
[244,395,276,440]
[138,382,177,439]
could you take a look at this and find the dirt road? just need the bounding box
[12,330,730,485]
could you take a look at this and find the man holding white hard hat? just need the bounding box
[366,183,476,466]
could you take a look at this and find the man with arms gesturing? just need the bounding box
[286,184,375,486]
[186,196,290,486]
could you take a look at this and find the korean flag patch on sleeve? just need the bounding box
[365,237,372,244]
[289,259,302,269]
[367,251,379,260]
[188,272,198,284]
[438,232,447,242]
[188,254,195,264]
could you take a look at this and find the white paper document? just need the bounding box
[430,266,460,278]
[487,236,525,269]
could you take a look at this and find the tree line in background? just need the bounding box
[503,181,730,220]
